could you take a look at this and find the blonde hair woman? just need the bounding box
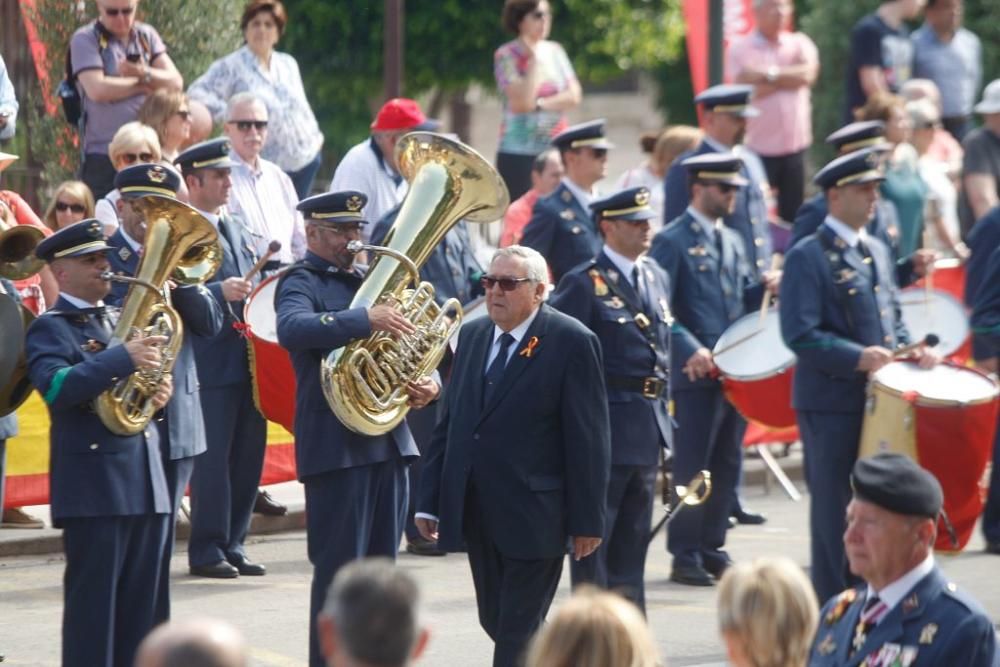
[95,122,162,233]
[138,89,193,163]
[525,587,662,667]
[717,557,819,667]
[42,181,95,232]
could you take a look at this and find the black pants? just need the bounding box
[496,151,537,203]
[761,150,807,225]
[79,152,117,201]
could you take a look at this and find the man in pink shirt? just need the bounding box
[726,0,819,225]
[500,148,562,247]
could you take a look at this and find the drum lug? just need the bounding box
[865,394,875,415]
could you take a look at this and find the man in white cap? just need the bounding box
[959,79,1000,234]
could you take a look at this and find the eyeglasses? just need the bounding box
[55,201,87,213]
[120,152,155,164]
[316,224,362,236]
[175,110,191,120]
[102,4,135,16]
[481,275,534,291]
[228,120,269,132]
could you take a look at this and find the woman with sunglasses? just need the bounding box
[138,89,194,200]
[43,181,95,231]
[94,121,162,234]
[187,0,323,199]
[495,0,582,201]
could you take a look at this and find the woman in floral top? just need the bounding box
[494,0,581,201]
[188,0,324,199]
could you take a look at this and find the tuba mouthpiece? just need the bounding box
[346,240,365,254]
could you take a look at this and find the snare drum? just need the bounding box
[859,361,1000,551]
[898,288,969,358]
[713,308,797,430]
[244,273,297,431]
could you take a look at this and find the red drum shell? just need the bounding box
[244,273,297,432]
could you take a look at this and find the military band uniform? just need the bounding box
[25,221,171,667]
[550,246,671,612]
[971,245,1000,548]
[649,206,764,577]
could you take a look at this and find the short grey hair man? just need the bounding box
[134,618,248,667]
[490,245,549,284]
[318,558,429,667]
[225,91,266,122]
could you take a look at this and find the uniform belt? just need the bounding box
[605,375,667,399]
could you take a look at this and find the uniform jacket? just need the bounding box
[418,304,611,559]
[550,251,672,464]
[809,568,999,667]
[105,229,223,459]
[520,181,601,283]
[649,211,764,391]
[25,296,170,524]
[971,245,1000,356]
[274,252,417,480]
[662,140,771,277]
[780,222,909,413]
[190,211,259,388]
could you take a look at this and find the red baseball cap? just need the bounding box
[370,98,441,132]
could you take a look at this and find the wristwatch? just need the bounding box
[765,66,779,84]
[142,65,152,85]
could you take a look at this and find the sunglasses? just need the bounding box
[175,110,191,120]
[587,148,608,159]
[712,183,738,194]
[55,201,87,213]
[229,120,269,132]
[121,152,155,164]
[102,4,135,16]
[481,275,534,291]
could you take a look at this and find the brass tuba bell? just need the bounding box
[323,132,509,435]
[0,224,45,281]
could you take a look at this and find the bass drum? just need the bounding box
[244,273,297,432]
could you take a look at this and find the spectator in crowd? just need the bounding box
[318,558,430,667]
[654,125,702,221]
[494,0,581,201]
[70,0,182,199]
[93,121,162,233]
[844,0,924,122]
[900,79,964,177]
[0,54,18,143]
[188,0,324,199]
[908,99,968,258]
[912,0,982,141]
[613,130,676,228]
[959,79,1000,236]
[717,557,819,667]
[138,89,193,165]
[500,148,562,247]
[42,181,95,232]
[856,92,928,259]
[135,619,248,667]
[329,98,439,243]
[224,92,304,267]
[726,0,819,225]
[524,587,660,667]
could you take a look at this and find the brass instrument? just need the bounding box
[95,195,221,435]
[323,132,509,436]
[0,224,45,280]
[0,224,45,416]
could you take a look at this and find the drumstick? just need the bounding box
[922,228,934,316]
[892,333,940,359]
[243,240,282,282]
[758,254,783,327]
[712,326,766,358]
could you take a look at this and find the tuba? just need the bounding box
[95,195,221,435]
[0,224,45,416]
[323,132,509,436]
[0,224,46,280]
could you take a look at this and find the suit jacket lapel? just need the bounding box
[852,569,943,665]
[219,214,253,277]
[478,306,548,424]
[55,297,112,345]
[464,320,492,417]
[596,252,643,312]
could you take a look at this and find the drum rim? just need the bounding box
[870,361,1000,407]
[718,360,796,382]
[243,271,284,341]
[712,307,796,377]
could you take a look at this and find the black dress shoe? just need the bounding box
[406,537,446,557]
[190,560,239,579]
[703,556,734,579]
[253,489,288,516]
[670,563,714,587]
[733,508,767,525]
[985,542,1000,555]
[227,555,267,576]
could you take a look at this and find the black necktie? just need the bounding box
[632,266,651,313]
[713,226,724,256]
[483,333,515,407]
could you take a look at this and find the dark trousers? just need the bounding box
[761,150,807,225]
[304,457,408,667]
[153,451,196,624]
[188,383,267,567]
[62,513,170,667]
[405,403,438,541]
[667,387,744,570]
[285,151,323,200]
[496,151,537,203]
[464,484,563,667]
[571,463,656,613]
[798,409,863,605]
[79,152,117,201]
[981,415,1000,544]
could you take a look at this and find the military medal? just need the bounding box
[589,269,609,296]
[560,209,575,221]
[919,623,937,645]
[687,245,708,257]
[604,297,624,309]
[817,633,836,656]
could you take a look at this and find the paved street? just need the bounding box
[2,477,999,667]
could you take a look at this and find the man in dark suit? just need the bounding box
[416,245,611,667]
[521,120,613,283]
[550,186,671,612]
[780,148,939,604]
[174,138,268,580]
[25,219,173,667]
[810,454,998,666]
[650,154,779,586]
[274,191,433,667]
[662,84,771,278]
[104,163,223,619]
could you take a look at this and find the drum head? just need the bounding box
[898,288,969,357]
[713,309,795,380]
[873,361,999,404]
[244,273,281,344]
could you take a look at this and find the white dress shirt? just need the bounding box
[865,553,935,615]
[227,150,305,264]
[329,138,407,242]
[823,215,869,248]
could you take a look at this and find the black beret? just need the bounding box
[851,453,943,518]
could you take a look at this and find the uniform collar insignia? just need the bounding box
[834,236,847,249]
[919,623,937,645]
[902,593,919,614]
[118,245,132,262]
[560,208,575,220]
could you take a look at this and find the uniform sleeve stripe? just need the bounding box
[43,367,71,404]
